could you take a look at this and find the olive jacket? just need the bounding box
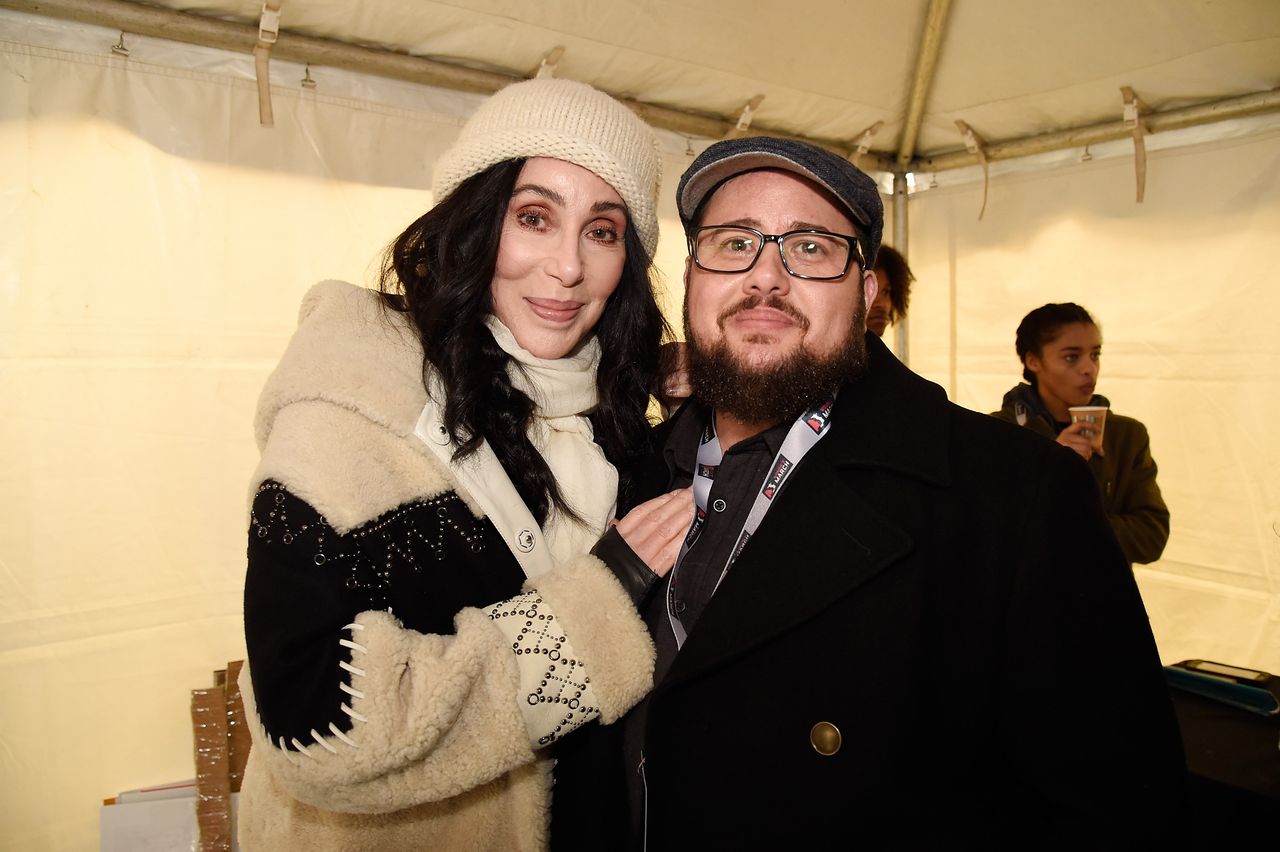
[992,383,1170,565]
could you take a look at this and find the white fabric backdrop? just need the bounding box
[2,9,1278,849]
[904,132,1280,671]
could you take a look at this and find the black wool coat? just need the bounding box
[595,334,1187,851]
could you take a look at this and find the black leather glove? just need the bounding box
[590,525,661,609]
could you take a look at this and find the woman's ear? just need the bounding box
[1024,351,1043,376]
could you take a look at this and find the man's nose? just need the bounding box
[745,242,791,295]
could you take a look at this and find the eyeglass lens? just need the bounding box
[694,227,852,278]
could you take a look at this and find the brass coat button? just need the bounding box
[810,721,841,756]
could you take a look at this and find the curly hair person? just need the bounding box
[873,244,914,325]
[379,158,667,526]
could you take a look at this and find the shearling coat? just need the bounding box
[237,281,655,851]
[993,383,1170,565]
[613,334,1186,850]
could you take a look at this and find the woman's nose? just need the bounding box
[548,232,584,286]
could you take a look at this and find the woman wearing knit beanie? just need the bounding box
[236,78,690,850]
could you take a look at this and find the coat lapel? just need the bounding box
[657,334,953,690]
[661,454,913,690]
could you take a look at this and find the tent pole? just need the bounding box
[915,88,1280,172]
[7,0,1273,174]
[896,0,953,169]
[0,0,899,171]
[891,173,910,365]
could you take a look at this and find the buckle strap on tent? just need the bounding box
[852,121,884,157]
[955,119,989,220]
[253,0,284,127]
[848,120,884,169]
[725,95,765,139]
[534,46,565,79]
[1121,86,1149,203]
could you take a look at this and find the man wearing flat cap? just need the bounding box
[565,137,1187,850]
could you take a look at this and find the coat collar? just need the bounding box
[819,333,952,486]
[658,333,953,487]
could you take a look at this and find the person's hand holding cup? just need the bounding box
[1067,405,1108,457]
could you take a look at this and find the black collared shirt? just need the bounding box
[663,406,790,650]
[622,403,791,843]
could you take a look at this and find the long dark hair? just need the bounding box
[1014,302,1097,385]
[379,159,666,525]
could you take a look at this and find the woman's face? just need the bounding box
[490,157,628,360]
[1026,321,1102,418]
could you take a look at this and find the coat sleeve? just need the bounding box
[1105,421,1170,565]
[241,483,655,815]
[998,446,1187,846]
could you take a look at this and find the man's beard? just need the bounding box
[685,293,869,425]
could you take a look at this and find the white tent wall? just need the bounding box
[0,13,691,848]
[3,8,1279,850]
[904,131,1280,672]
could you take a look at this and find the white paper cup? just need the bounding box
[1068,405,1108,451]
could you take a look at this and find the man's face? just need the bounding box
[683,169,877,373]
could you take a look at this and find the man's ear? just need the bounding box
[683,254,692,288]
[861,266,879,310]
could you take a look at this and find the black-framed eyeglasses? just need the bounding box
[689,226,864,281]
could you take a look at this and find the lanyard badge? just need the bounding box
[667,397,836,647]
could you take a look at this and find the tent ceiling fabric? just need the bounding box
[134,0,1280,163]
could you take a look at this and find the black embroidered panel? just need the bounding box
[244,480,527,744]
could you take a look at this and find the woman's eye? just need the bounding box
[516,210,548,229]
[588,224,621,243]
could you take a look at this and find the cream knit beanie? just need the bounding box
[432,78,662,258]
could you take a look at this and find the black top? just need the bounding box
[619,402,790,842]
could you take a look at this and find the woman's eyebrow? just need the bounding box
[593,200,627,215]
[511,183,564,205]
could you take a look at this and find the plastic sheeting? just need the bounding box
[2,8,1279,850]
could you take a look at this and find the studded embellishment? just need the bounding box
[487,592,601,746]
[249,480,497,749]
[251,481,490,612]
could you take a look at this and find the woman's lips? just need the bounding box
[526,297,584,323]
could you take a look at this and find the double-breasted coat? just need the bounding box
[585,334,1187,850]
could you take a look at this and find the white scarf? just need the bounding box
[483,316,619,567]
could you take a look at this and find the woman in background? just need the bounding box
[992,302,1169,565]
[238,78,690,850]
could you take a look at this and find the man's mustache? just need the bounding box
[716,295,810,331]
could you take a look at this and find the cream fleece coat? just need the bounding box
[237,281,655,851]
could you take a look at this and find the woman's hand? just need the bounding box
[614,488,694,577]
[1057,419,1096,461]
